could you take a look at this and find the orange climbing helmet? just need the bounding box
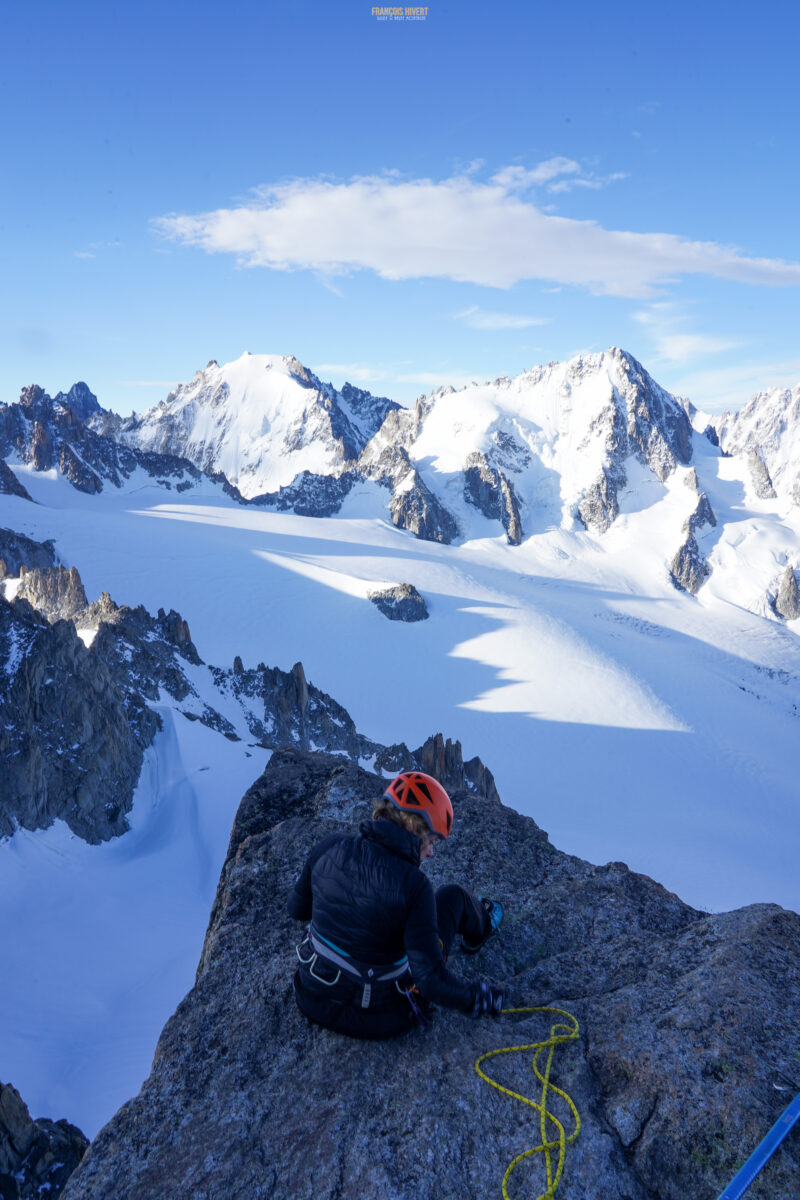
[383,772,453,840]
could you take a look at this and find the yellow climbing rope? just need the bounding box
[474,1006,581,1200]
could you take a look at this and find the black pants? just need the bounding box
[293,884,488,1040]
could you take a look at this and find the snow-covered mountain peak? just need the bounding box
[377,346,692,537]
[117,352,400,498]
[716,382,800,503]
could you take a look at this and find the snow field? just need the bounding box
[3,441,800,1137]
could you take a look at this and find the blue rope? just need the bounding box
[716,1091,800,1200]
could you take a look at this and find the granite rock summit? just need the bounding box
[61,749,800,1200]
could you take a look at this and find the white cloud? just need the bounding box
[154,169,800,300]
[455,306,550,331]
[652,333,738,363]
[74,250,96,260]
[489,157,581,190]
[632,304,739,365]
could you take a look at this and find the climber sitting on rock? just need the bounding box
[287,771,504,1039]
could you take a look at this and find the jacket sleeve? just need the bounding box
[404,877,475,1013]
[287,833,343,922]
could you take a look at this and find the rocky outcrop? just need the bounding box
[684,492,717,536]
[215,659,361,757]
[747,450,777,500]
[412,731,500,803]
[16,566,88,622]
[578,467,622,533]
[463,451,523,543]
[775,565,800,620]
[0,547,210,842]
[0,528,56,579]
[0,591,160,842]
[0,460,32,501]
[669,538,710,594]
[53,381,100,421]
[61,749,800,1200]
[249,470,358,517]
[389,466,458,543]
[368,583,429,622]
[669,493,717,594]
[1,1082,88,1200]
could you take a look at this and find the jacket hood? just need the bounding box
[359,818,421,867]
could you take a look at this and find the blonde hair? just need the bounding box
[372,800,432,843]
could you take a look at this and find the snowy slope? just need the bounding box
[3,453,799,919]
[112,353,398,499]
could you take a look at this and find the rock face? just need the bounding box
[0,460,32,501]
[775,565,800,620]
[62,749,800,1200]
[578,466,623,534]
[388,465,459,543]
[0,588,160,842]
[747,450,777,500]
[0,528,57,579]
[0,544,208,842]
[574,352,692,534]
[463,451,523,543]
[0,1082,88,1200]
[368,583,429,622]
[669,493,717,595]
[250,470,357,516]
[16,566,88,622]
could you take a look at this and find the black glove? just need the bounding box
[471,980,504,1017]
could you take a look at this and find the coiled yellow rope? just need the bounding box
[474,1006,581,1200]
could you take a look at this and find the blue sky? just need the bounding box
[2,0,799,414]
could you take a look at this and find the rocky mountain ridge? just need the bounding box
[0,527,496,845]
[4,350,800,593]
[1,1082,88,1200]
[58,748,800,1200]
[4,348,800,630]
[0,383,202,495]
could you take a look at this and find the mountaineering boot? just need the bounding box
[461,897,504,954]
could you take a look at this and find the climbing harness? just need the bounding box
[296,926,409,1008]
[716,1089,800,1200]
[475,1006,581,1200]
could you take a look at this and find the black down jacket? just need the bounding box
[288,818,475,1038]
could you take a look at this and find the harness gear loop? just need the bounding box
[475,1006,581,1200]
[297,926,410,1009]
[295,933,342,986]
